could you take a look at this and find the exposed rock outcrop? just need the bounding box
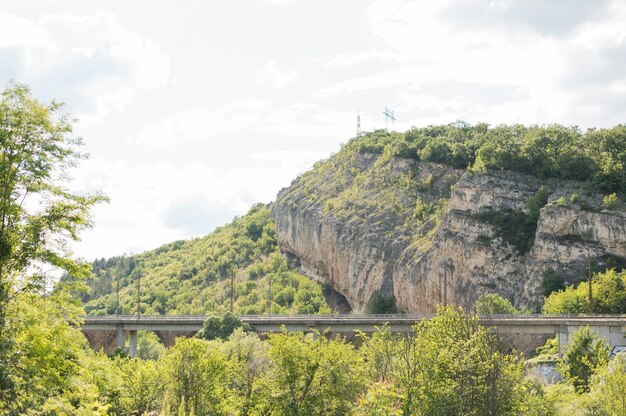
[272,152,626,313]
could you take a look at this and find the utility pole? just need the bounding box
[443,268,448,307]
[267,274,272,318]
[330,275,336,314]
[116,272,120,315]
[587,254,593,314]
[230,268,235,314]
[136,269,141,318]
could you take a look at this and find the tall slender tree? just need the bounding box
[0,82,105,401]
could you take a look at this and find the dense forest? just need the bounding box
[350,123,626,194]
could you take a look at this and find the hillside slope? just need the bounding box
[81,204,330,315]
[272,125,626,313]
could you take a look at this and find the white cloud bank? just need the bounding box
[0,10,170,124]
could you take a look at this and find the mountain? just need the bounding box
[81,123,625,315]
[272,125,626,313]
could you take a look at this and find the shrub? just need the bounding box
[475,293,519,314]
[603,192,618,209]
[366,293,398,314]
[559,326,609,392]
[198,313,251,341]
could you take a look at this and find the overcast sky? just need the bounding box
[2,0,625,259]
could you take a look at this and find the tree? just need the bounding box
[559,326,609,392]
[589,352,626,415]
[476,293,520,314]
[162,337,233,416]
[268,330,364,416]
[0,83,105,405]
[391,306,528,415]
[198,312,251,341]
[544,269,626,314]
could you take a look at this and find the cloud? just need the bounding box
[316,0,626,128]
[69,147,325,259]
[258,0,293,5]
[258,60,299,89]
[129,99,269,148]
[0,10,170,124]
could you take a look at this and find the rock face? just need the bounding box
[272,152,626,313]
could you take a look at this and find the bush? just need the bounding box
[475,293,519,314]
[198,313,251,341]
[559,326,609,392]
[603,192,618,209]
[366,293,398,314]
[544,269,626,314]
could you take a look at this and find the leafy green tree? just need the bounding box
[0,83,105,401]
[475,293,519,314]
[393,306,527,415]
[162,337,233,416]
[559,326,609,392]
[268,331,364,416]
[222,329,272,415]
[198,312,251,341]
[366,293,398,314]
[588,352,626,415]
[544,269,626,314]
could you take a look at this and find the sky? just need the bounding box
[1,0,625,260]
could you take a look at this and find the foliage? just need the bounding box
[161,337,233,416]
[475,293,519,314]
[268,330,365,416]
[0,83,105,401]
[543,269,626,314]
[603,192,618,209]
[349,123,626,194]
[542,269,565,297]
[354,381,404,416]
[473,209,536,254]
[588,352,626,415]
[79,205,330,316]
[198,312,251,341]
[359,306,533,415]
[366,293,398,314]
[559,326,609,392]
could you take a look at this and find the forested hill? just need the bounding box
[79,204,330,315]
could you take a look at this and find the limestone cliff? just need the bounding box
[272,151,626,313]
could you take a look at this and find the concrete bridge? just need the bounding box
[80,314,626,357]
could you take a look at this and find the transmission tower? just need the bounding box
[356,109,362,137]
[383,106,396,131]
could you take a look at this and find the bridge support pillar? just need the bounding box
[117,326,125,350]
[129,330,138,358]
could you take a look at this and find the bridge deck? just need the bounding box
[80,314,626,333]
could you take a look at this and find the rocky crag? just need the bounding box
[272,150,626,313]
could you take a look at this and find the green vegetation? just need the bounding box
[603,192,618,209]
[348,124,626,194]
[5,298,568,415]
[365,292,398,314]
[0,83,106,409]
[473,186,550,255]
[76,204,330,316]
[475,293,520,314]
[198,312,251,341]
[559,327,609,392]
[543,269,626,314]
